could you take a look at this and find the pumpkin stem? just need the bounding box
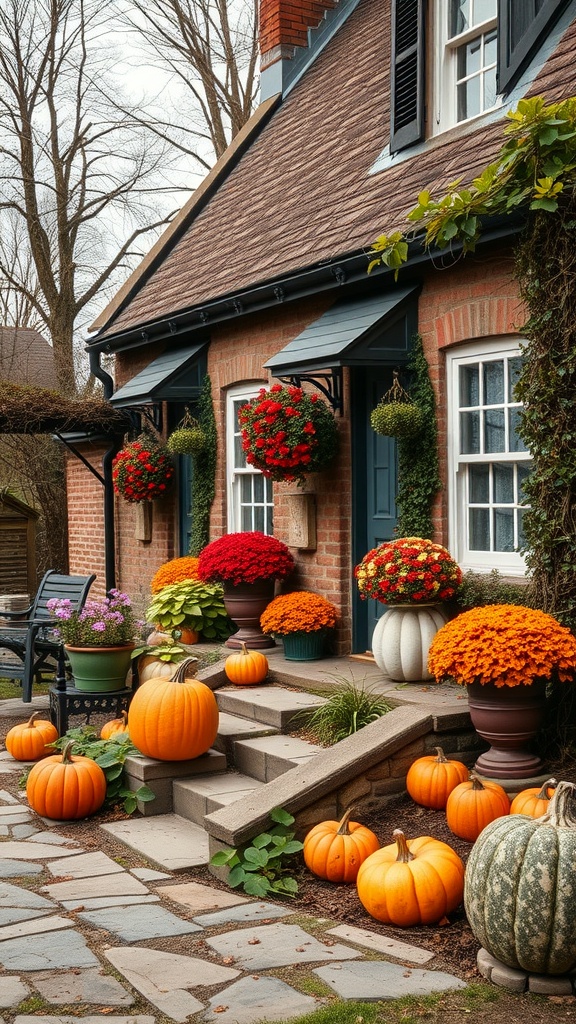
[536,777,556,801]
[26,712,40,728]
[61,740,76,763]
[469,772,486,790]
[240,643,250,656]
[171,657,199,683]
[537,780,576,828]
[336,806,355,835]
[393,828,415,862]
[434,746,448,762]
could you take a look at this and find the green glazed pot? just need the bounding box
[64,645,134,691]
[281,631,326,662]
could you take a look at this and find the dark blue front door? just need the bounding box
[352,367,398,653]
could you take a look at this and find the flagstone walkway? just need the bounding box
[0,744,469,1023]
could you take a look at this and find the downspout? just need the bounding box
[89,350,121,593]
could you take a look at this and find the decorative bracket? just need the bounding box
[277,368,343,416]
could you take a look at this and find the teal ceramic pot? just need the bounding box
[281,631,326,661]
[64,645,134,691]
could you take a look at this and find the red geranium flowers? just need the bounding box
[112,435,174,503]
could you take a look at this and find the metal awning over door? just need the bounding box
[110,342,207,407]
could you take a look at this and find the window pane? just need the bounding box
[494,508,514,551]
[484,360,504,404]
[517,462,532,502]
[484,408,505,452]
[509,407,527,452]
[457,72,480,120]
[469,463,490,502]
[461,411,480,454]
[253,474,264,502]
[241,506,252,531]
[234,435,246,468]
[517,508,527,548]
[241,475,252,502]
[508,356,523,400]
[494,464,514,503]
[458,36,482,76]
[460,364,479,406]
[475,0,497,23]
[254,507,265,532]
[483,63,497,109]
[266,505,274,534]
[450,0,470,36]
[470,508,490,549]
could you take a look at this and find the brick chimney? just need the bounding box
[259,0,339,99]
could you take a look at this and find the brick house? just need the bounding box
[71,0,575,648]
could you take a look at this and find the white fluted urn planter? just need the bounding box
[371,603,450,682]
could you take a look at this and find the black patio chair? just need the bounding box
[0,570,96,703]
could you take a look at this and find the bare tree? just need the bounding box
[0,0,183,393]
[120,0,259,166]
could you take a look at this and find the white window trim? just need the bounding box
[434,0,502,136]
[226,383,274,535]
[447,338,531,576]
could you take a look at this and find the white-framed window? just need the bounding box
[447,339,532,574]
[226,384,274,534]
[435,0,500,134]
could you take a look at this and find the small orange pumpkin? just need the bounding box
[303,807,380,883]
[128,658,219,761]
[356,829,465,926]
[224,643,268,685]
[510,777,557,818]
[100,711,129,740]
[26,740,107,820]
[5,712,58,761]
[406,746,469,810]
[446,772,510,842]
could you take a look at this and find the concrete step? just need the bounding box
[125,748,228,816]
[173,772,265,825]
[212,711,278,760]
[233,734,324,783]
[215,685,326,730]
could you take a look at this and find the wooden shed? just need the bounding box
[0,492,38,600]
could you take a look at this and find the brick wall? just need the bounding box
[66,444,108,598]
[260,0,338,60]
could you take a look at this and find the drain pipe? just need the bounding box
[89,349,122,593]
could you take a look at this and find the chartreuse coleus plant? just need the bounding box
[369,96,576,639]
[49,727,155,815]
[211,807,304,898]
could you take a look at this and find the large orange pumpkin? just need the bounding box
[446,772,510,842]
[303,808,380,883]
[100,711,129,740]
[5,712,58,761]
[356,829,465,926]
[224,643,268,685]
[128,658,219,761]
[510,777,556,818]
[26,741,107,820]
[406,746,469,809]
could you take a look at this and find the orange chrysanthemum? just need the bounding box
[428,604,576,688]
[260,591,338,636]
[150,556,200,594]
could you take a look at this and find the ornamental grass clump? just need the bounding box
[303,680,392,745]
[355,537,462,605]
[260,591,337,636]
[150,556,200,593]
[428,604,576,688]
[47,590,139,648]
[238,383,338,485]
[198,531,294,586]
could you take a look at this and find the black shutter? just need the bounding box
[498,0,570,95]
[390,0,426,155]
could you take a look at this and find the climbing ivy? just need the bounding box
[189,374,217,556]
[395,335,441,539]
[368,96,576,632]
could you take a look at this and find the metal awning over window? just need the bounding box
[110,342,207,408]
[265,286,419,376]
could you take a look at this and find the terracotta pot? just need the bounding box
[467,679,548,779]
[222,580,276,649]
[371,603,449,682]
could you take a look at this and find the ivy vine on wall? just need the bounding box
[189,374,217,556]
[395,335,441,540]
[368,95,576,633]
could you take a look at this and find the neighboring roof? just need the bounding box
[93,0,576,343]
[110,342,207,407]
[265,286,419,374]
[0,327,57,387]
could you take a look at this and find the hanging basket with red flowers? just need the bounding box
[238,384,339,485]
[112,434,175,504]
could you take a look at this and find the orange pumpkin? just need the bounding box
[100,711,129,740]
[26,741,107,820]
[510,777,557,818]
[446,772,510,842]
[303,808,380,883]
[224,643,268,686]
[356,829,465,926]
[406,746,469,810]
[175,627,199,645]
[5,713,58,761]
[128,658,218,761]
